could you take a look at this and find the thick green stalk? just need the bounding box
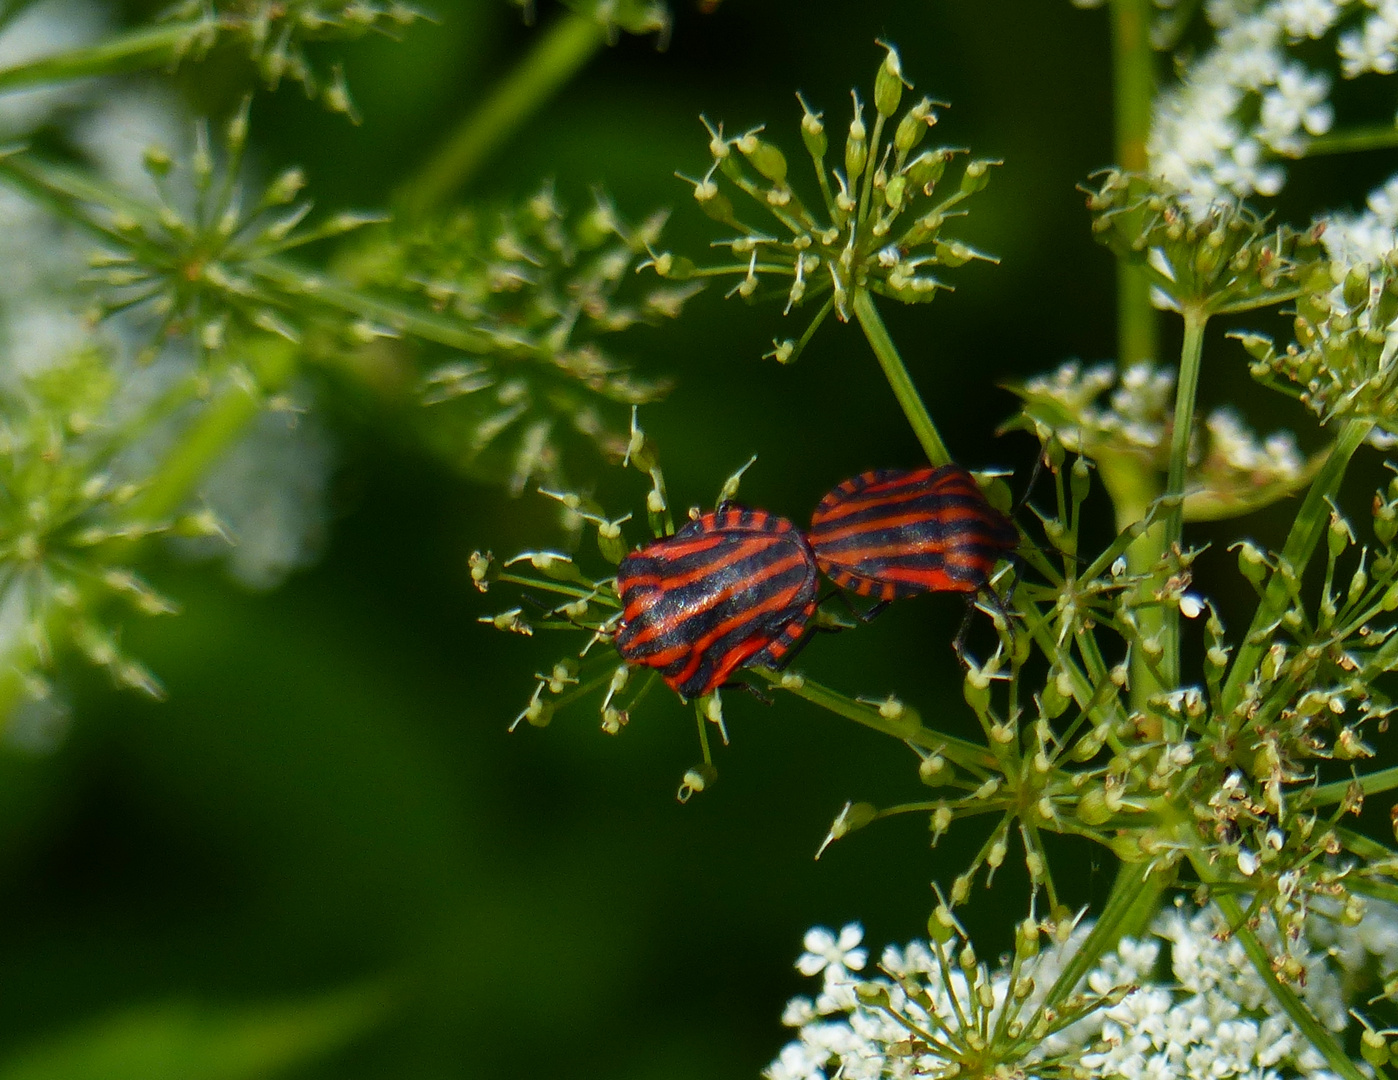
[0,23,199,94]
[1219,418,1374,716]
[1158,306,1207,691]
[1110,0,1157,367]
[851,289,951,466]
[397,12,606,214]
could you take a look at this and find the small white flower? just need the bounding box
[1179,594,1205,619]
[797,923,868,979]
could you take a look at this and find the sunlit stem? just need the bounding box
[396,12,606,214]
[851,288,951,467]
[1157,304,1207,696]
[1219,418,1375,718]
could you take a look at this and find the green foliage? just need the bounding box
[0,982,392,1080]
[654,45,999,365]
[342,187,697,492]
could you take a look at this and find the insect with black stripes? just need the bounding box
[808,464,1020,657]
[614,505,818,700]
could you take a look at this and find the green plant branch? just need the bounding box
[1156,305,1207,693]
[756,668,999,772]
[0,22,203,94]
[1307,767,1398,806]
[1205,884,1372,1080]
[1305,124,1398,157]
[396,11,606,215]
[1219,418,1375,717]
[851,288,951,466]
[126,339,299,526]
[1110,0,1157,368]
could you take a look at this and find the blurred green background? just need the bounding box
[0,2,1393,1077]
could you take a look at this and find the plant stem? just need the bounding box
[1203,886,1368,1080]
[0,23,200,94]
[126,341,298,526]
[1219,418,1374,717]
[851,288,951,467]
[1308,766,1398,806]
[757,668,998,771]
[396,11,606,214]
[1305,124,1398,157]
[1157,305,1207,692]
[1110,0,1157,368]
[1033,861,1161,1017]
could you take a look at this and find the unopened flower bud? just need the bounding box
[874,41,907,118]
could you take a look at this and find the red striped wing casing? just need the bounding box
[614,506,818,700]
[809,465,1018,601]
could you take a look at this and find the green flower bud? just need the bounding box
[874,41,907,118]
[905,149,950,192]
[1234,541,1267,586]
[1362,1029,1388,1069]
[1076,788,1112,827]
[894,99,933,156]
[845,92,868,180]
[960,159,996,195]
[1329,512,1352,558]
[738,133,788,185]
[1344,264,1371,309]
[797,93,826,160]
[928,903,955,943]
[1070,456,1091,505]
[597,518,628,564]
[918,753,948,784]
[884,174,907,210]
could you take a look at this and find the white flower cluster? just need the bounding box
[1151,4,1338,213]
[768,903,1358,1080]
[1021,361,1305,484]
[1320,173,1398,271]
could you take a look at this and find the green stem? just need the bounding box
[1159,306,1207,691]
[0,23,200,94]
[1206,886,1368,1080]
[1308,766,1398,806]
[755,668,998,772]
[1110,0,1157,368]
[1305,124,1398,157]
[851,289,951,466]
[126,340,298,525]
[1033,861,1162,1018]
[396,12,606,214]
[1219,418,1374,718]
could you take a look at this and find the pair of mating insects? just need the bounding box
[613,464,1020,700]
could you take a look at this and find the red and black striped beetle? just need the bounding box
[614,505,818,700]
[809,464,1018,609]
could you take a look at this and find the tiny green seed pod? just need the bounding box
[797,94,827,160]
[739,135,788,185]
[874,42,906,118]
[1361,1029,1388,1069]
[1076,787,1112,826]
[960,159,995,195]
[597,519,628,564]
[1329,512,1351,558]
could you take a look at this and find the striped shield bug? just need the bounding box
[615,505,819,700]
[809,465,1019,653]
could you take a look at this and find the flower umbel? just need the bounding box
[343,186,697,493]
[653,42,999,363]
